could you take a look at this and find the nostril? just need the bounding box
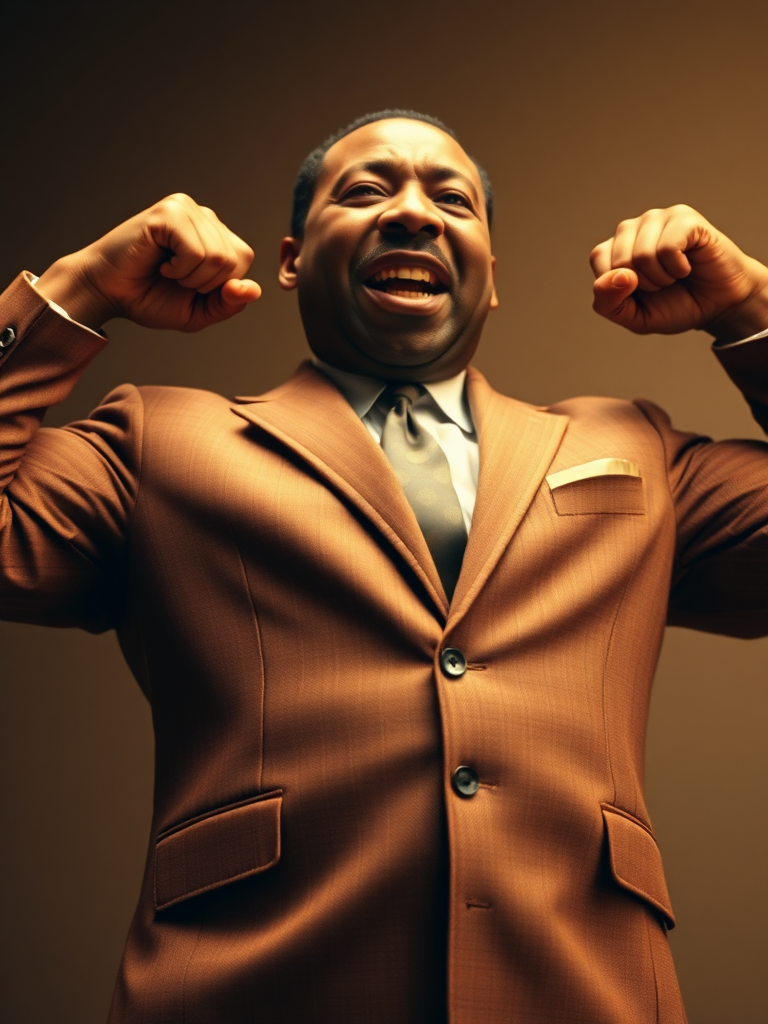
[381,221,439,240]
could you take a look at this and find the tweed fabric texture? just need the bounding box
[2,272,768,1022]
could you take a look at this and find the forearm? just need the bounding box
[0,272,107,493]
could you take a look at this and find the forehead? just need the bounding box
[318,118,481,191]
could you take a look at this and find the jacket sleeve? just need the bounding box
[0,273,143,633]
[636,337,768,639]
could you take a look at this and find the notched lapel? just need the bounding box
[449,368,569,622]
[231,362,448,616]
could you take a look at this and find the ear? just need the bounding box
[489,255,499,310]
[279,237,302,291]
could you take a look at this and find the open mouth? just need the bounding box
[364,265,448,301]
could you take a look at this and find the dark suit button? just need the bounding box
[452,766,480,798]
[441,647,467,678]
[0,326,16,351]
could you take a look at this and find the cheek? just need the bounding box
[453,228,493,275]
[308,238,358,300]
[457,246,494,302]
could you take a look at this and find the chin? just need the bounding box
[359,339,455,370]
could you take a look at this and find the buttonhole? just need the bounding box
[466,899,492,910]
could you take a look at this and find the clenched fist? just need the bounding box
[35,194,261,332]
[591,205,768,342]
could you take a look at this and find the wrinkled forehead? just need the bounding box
[316,118,483,197]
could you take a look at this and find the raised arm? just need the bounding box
[0,195,261,630]
[589,205,768,636]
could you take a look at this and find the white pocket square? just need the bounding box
[546,458,640,491]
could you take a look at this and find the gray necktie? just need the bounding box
[380,383,467,600]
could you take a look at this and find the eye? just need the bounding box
[437,191,471,209]
[341,183,386,201]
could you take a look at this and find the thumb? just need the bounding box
[592,269,641,329]
[185,278,262,332]
[221,278,262,305]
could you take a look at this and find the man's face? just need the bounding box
[279,118,497,382]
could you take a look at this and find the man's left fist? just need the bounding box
[590,204,768,341]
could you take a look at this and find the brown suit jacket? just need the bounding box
[2,272,767,1023]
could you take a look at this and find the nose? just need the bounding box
[377,185,445,239]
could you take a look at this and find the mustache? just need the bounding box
[353,241,454,286]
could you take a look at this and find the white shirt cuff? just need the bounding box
[28,274,104,337]
[713,326,768,349]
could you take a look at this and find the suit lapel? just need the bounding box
[232,362,449,616]
[448,367,569,624]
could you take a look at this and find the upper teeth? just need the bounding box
[371,266,438,284]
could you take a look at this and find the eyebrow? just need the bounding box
[333,158,480,204]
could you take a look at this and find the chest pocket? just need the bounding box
[547,458,645,516]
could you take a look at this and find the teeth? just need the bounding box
[372,266,438,285]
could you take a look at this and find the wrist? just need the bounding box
[34,253,118,330]
[704,259,768,343]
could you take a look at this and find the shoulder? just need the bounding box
[469,365,662,435]
[73,385,238,450]
[98,383,231,422]
[548,394,659,429]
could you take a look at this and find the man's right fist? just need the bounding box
[35,194,261,332]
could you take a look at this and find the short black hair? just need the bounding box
[290,109,493,237]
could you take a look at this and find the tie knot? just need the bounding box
[382,382,425,410]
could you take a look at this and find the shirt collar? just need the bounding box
[314,358,475,434]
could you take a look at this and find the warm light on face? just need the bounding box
[279,119,497,383]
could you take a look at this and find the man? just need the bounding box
[1,110,766,1023]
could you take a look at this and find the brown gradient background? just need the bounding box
[1,1,767,1021]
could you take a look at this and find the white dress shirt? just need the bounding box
[315,359,479,531]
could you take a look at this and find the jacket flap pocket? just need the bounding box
[601,804,675,928]
[550,474,645,515]
[155,790,282,911]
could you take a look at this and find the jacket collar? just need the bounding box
[314,359,474,434]
[448,367,568,627]
[232,363,449,615]
[232,362,568,624]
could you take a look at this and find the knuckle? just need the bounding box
[150,194,189,221]
[208,250,233,269]
[657,241,681,257]
[632,248,656,267]
[634,209,663,226]
[154,193,190,215]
